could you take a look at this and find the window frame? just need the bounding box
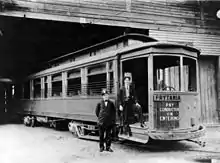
[51,73,62,97]
[67,69,81,97]
[152,54,198,93]
[33,78,41,99]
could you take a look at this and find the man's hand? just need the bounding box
[136,103,141,108]
[119,105,123,111]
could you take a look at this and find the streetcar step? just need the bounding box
[118,134,149,144]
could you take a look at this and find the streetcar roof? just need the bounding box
[0,78,13,83]
[46,33,158,64]
[118,41,200,55]
[28,41,200,79]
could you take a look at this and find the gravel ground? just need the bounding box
[0,124,219,163]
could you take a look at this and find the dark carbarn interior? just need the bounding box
[0,15,148,82]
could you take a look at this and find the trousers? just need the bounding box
[99,124,113,149]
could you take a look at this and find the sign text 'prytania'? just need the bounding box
[153,94,181,101]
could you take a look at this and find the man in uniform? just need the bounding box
[118,73,142,136]
[95,89,116,152]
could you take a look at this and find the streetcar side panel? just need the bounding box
[19,96,117,123]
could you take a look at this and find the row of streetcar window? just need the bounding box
[23,61,114,99]
[22,55,197,99]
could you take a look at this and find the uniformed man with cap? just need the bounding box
[95,89,116,152]
[118,73,142,136]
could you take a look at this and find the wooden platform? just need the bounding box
[118,121,150,144]
[129,121,149,129]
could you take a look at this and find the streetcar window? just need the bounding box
[108,61,114,94]
[109,72,114,94]
[183,57,197,92]
[88,74,106,95]
[52,73,62,97]
[87,63,106,95]
[67,69,81,96]
[153,56,180,91]
[44,76,48,98]
[33,78,41,98]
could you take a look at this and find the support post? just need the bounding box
[81,67,88,95]
[106,62,110,92]
[48,76,52,98]
[216,56,220,123]
[30,80,34,100]
[41,77,44,99]
[62,72,67,98]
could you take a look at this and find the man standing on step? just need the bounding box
[118,73,142,136]
[95,89,116,152]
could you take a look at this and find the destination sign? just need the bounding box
[154,100,180,129]
[153,94,181,101]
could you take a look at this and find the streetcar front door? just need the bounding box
[121,57,149,123]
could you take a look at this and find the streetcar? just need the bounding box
[13,33,205,146]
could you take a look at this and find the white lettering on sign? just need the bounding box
[160,108,179,112]
[153,94,181,101]
[166,102,175,107]
[159,116,179,121]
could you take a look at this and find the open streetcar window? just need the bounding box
[44,76,48,98]
[52,73,62,97]
[108,61,114,94]
[87,63,106,95]
[67,69,81,96]
[183,57,197,92]
[109,72,114,94]
[153,56,180,91]
[33,78,41,98]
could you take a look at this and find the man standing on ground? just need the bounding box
[95,89,116,152]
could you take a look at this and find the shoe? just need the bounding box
[100,148,104,152]
[106,148,113,152]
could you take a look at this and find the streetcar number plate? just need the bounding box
[87,125,95,130]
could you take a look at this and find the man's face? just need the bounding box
[102,94,109,101]
[124,77,131,86]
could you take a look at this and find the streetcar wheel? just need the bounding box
[24,116,31,126]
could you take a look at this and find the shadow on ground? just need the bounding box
[112,138,220,154]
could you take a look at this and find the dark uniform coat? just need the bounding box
[119,84,138,124]
[95,99,116,127]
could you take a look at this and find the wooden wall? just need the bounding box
[199,57,219,125]
[149,30,220,56]
[0,0,220,35]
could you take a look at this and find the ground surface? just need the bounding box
[0,124,220,163]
